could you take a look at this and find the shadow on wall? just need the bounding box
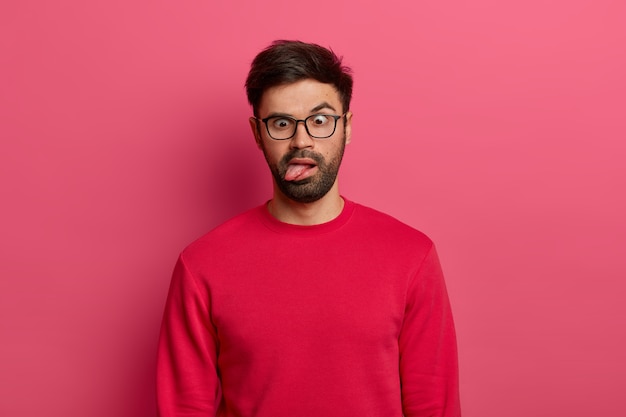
[179,101,270,231]
[210,124,269,222]
[117,101,270,416]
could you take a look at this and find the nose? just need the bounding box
[289,121,314,149]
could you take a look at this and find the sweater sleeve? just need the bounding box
[157,254,221,417]
[399,244,461,417]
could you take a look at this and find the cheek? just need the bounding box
[325,142,345,158]
[262,142,288,162]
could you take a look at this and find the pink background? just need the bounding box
[1,1,625,416]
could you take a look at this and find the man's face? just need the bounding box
[250,79,352,203]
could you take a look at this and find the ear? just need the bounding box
[249,117,262,149]
[344,111,353,145]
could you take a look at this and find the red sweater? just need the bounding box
[157,199,460,416]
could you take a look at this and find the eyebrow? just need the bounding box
[264,102,338,119]
[310,102,337,113]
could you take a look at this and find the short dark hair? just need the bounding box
[245,40,353,117]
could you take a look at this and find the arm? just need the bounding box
[399,244,461,417]
[157,254,221,417]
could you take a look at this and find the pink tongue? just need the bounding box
[285,164,311,181]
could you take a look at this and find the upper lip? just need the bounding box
[288,157,317,166]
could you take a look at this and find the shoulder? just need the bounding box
[345,200,440,277]
[350,201,434,247]
[342,198,433,252]
[181,204,266,259]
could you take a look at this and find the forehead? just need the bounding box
[258,79,341,116]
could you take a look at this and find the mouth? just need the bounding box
[284,158,318,182]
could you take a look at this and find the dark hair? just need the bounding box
[245,40,353,117]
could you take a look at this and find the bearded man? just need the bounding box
[157,40,461,417]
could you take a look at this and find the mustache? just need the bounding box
[279,149,324,167]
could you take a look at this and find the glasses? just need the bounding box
[257,113,345,140]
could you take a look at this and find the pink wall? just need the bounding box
[1,1,625,416]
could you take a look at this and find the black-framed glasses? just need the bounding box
[257,113,345,140]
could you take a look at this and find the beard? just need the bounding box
[263,134,346,204]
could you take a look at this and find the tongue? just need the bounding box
[285,164,312,181]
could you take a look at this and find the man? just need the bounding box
[157,40,460,417]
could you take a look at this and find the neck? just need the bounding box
[268,183,344,226]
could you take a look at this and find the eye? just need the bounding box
[270,117,294,130]
[310,114,331,126]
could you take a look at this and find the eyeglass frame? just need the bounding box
[254,113,347,140]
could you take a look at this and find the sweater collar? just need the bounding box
[258,197,355,235]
